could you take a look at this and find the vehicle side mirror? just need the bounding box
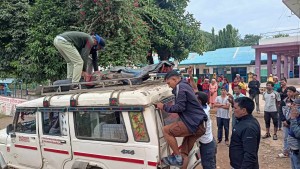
[6,124,13,135]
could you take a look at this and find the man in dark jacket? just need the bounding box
[229,97,261,169]
[248,74,261,113]
[156,70,207,168]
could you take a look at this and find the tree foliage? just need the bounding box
[0,0,205,82]
[209,24,239,50]
[141,0,204,61]
[79,0,151,67]
[18,0,79,83]
[239,34,261,46]
[0,0,29,77]
[273,33,289,38]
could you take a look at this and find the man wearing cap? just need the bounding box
[156,70,207,168]
[90,32,105,73]
[54,31,105,89]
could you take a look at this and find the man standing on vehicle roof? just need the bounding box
[156,70,207,168]
[54,31,105,90]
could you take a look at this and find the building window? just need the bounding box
[74,111,127,142]
[16,112,36,134]
[129,112,149,142]
[261,69,267,77]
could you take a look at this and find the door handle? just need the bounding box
[60,140,66,144]
[10,133,16,138]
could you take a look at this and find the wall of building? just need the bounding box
[179,64,275,82]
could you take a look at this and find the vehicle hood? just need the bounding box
[0,129,8,144]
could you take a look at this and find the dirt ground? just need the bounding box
[0,116,13,129]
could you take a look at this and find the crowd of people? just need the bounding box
[155,67,300,169]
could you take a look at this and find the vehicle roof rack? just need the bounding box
[41,73,166,96]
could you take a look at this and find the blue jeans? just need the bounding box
[278,113,282,129]
[199,139,217,169]
[217,117,230,141]
[290,151,300,169]
[283,127,289,152]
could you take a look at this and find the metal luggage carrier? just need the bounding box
[41,73,167,96]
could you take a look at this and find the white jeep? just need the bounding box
[0,80,201,169]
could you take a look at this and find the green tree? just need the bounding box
[0,0,29,77]
[239,34,261,46]
[225,24,238,47]
[200,30,213,51]
[210,27,216,50]
[18,0,79,83]
[273,33,289,38]
[212,24,239,49]
[141,0,205,61]
[80,0,151,67]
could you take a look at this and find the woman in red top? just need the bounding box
[202,78,210,103]
[231,79,239,94]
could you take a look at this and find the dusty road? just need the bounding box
[0,116,13,129]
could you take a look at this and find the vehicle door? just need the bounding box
[38,108,72,169]
[70,108,146,169]
[9,108,43,168]
[155,102,179,169]
[156,98,201,169]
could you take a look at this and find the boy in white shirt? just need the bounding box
[196,92,216,169]
[262,81,281,140]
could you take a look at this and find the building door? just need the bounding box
[231,67,247,82]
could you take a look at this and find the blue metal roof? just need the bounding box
[0,78,15,84]
[154,46,277,66]
[182,46,277,66]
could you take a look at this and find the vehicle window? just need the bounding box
[74,111,127,142]
[129,112,149,142]
[42,112,68,136]
[16,112,36,134]
[161,100,180,126]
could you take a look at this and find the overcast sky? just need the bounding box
[186,0,300,37]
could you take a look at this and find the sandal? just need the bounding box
[262,133,271,139]
[278,153,288,158]
[273,134,278,140]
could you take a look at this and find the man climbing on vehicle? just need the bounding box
[54,31,105,90]
[156,70,207,168]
